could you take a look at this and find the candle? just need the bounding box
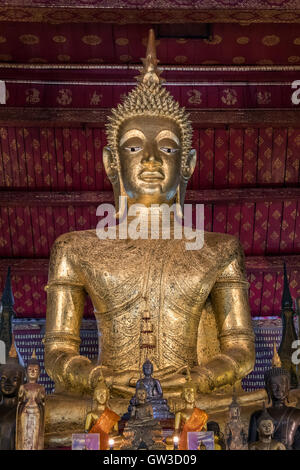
[109,438,114,450]
[173,435,179,450]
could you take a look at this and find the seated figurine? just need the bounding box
[248,345,300,450]
[225,390,248,450]
[207,421,226,450]
[0,340,25,450]
[125,359,173,420]
[172,373,208,450]
[249,404,285,450]
[121,383,165,450]
[84,377,120,450]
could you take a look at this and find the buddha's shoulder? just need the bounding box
[51,229,104,251]
[196,231,244,258]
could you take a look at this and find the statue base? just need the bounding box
[44,388,299,448]
[120,421,165,450]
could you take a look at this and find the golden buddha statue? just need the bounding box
[172,374,208,450]
[43,29,256,444]
[84,377,120,450]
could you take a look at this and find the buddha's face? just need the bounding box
[143,362,153,377]
[183,387,195,404]
[0,367,23,397]
[117,116,183,205]
[94,387,108,405]
[258,419,274,437]
[27,364,40,382]
[268,376,289,402]
[136,388,147,403]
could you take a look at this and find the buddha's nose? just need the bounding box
[142,148,162,166]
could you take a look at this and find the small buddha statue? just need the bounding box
[121,383,164,450]
[125,359,173,420]
[248,344,300,450]
[172,373,208,450]
[249,404,285,450]
[15,350,45,450]
[0,339,25,450]
[207,421,226,450]
[84,377,120,450]
[225,390,248,450]
[197,440,207,450]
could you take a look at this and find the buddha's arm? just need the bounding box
[193,240,255,392]
[84,413,93,433]
[44,235,99,394]
[174,411,182,433]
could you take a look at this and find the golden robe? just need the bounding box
[89,407,120,450]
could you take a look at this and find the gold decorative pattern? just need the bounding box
[19,34,39,45]
[262,35,280,46]
[52,35,67,43]
[115,37,129,46]
[82,35,102,46]
[236,37,250,45]
[204,35,222,45]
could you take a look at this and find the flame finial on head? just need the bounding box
[272,342,281,368]
[136,29,163,85]
[9,335,17,359]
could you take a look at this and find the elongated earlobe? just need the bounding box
[103,146,127,218]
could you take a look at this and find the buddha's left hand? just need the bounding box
[190,366,214,394]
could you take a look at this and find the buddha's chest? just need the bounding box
[79,239,218,314]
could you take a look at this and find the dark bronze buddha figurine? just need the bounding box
[121,382,165,450]
[249,404,285,450]
[248,345,300,450]
[125,359,173,419]
[0,339,25,450]
[225,390,248,450]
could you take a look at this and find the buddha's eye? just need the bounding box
[160,147,178,154]
[125,146,142,153]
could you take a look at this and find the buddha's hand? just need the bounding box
[89,365,140,389]
[190,366,214,394]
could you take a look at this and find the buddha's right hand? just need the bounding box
[89,365,140,390]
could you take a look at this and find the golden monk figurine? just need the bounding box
[16,350,45,450]
[84,377,120,450]
[43,28,256,443]
[172,375,208,450]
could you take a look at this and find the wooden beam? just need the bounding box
[0,108,300,127]
[0,256,300,274]
[0,188,299,207]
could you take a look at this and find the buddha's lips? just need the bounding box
[139,170,164,181]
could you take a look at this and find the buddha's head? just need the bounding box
[0,338,24,399]
[265,344,290,404]
[142,358,153,378]
[136,383,147,404]
[26,350,40,383]
[257,406,275,438]
[93,378,109,406]
[182,384,196,405]
[0,364,24,398]
[104,29,196,214]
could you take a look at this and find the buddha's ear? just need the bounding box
[182,149,197,180]
[176,149,197,214]
[103,146,119,184]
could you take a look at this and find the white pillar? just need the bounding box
[0,81,6,104]
[0,340,6,364]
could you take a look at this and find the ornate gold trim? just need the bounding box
[0,63,300,73]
